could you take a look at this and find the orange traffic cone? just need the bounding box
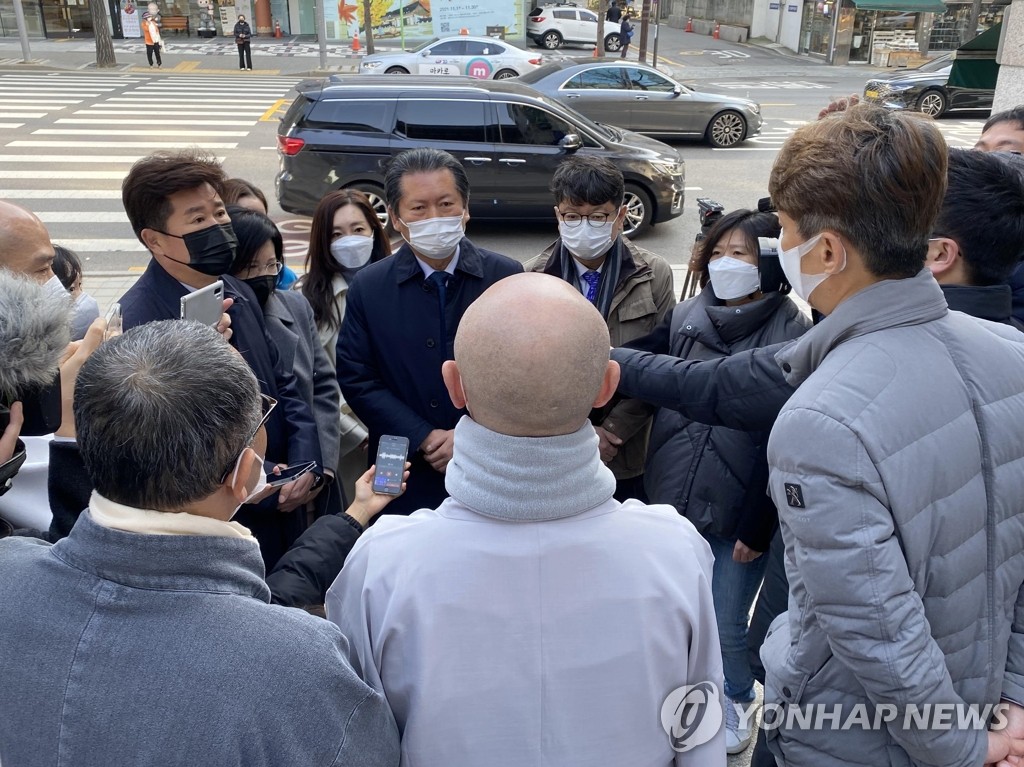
[592,43,600,57]
[712,21,720,39]
[685,16,693,32]
[274,19,282,37]
[352,31,361,52]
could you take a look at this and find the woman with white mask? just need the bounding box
[298,190,393,504]
[636,208,811,757]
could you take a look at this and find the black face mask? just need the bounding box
[243,274,277,307]
[157,223,238,276]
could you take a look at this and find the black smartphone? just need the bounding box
[372,435,409,496]
[0,374,63,437]
[266,461,317,488]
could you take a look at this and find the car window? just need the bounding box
[305,99,392,132]
[395,99,487,143]
[624,67,676,92]
[564,67,627,89]
[553,9,575,19]
[428,40,466,56]
[919,54,951,72]
[495,101,576,146]
[464,40,507,56]
[579,9,597,21]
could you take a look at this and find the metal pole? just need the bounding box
[12,0,32,63]
[399,1,405,50]
[965,0,980,43]
[316,0,327,69]
[651,0,660,67]
[826,0,842,64]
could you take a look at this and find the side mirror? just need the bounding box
[673,85,683,96]
[421,51,430,57]
[559,133,583,151]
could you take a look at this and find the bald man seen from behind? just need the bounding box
[326,272,726,767]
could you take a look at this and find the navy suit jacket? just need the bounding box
[119,260,323,474]
[336,239,523,515]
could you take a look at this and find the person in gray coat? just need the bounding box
[759,104,1024,766]
[228,206,343,516]
[0,320,400,767]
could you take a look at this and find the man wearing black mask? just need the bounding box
[118,149,323,570]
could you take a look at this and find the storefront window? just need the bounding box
[0,0,45,36]
[929,1,1003,50]
[801,0,836,55]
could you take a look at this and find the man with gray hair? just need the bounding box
[0,320,400,767]
[337,147,522,515]
[328,273,725,766]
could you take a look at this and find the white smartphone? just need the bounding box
[180,280,224,328]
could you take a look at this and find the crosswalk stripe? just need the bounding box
[8,141,240,148]
[101,98,285,104]
[0,190,123,198]
[0,170,131,179]
[51,239,146,252]
[0,100,80,105]
[31,129,251,136]
[2,113,46,118]
[55,118,257,126]
[0,155,226,163]
[34,212,131,223]
[75,109,266,116]
[0,123,24,129]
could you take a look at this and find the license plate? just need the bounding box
[865,89,880,99]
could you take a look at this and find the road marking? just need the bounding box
[259,98,289,122]
[0,99,81,105]
[32,129,250,136]
[101,98,281,104]
[0,123,24,129]
[8,140,240,148]
[759,103,796,107]
[50,239,147,252]
[0,170,129,179]
[34,211,130,222]
[77,109,266,116]
[0,154,143,162]
[0,189,123,198]
[55,118,256,126]
[1,113,46,118]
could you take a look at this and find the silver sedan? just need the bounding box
[518,59,763,147]
[359,36,545,80]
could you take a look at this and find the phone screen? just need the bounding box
[372,435,409,496]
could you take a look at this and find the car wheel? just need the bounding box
[604,33,622,52]
[622,184,653,237]
[542,30,562,49]
[384,66,409,74]
[707,110,747,148]
[493,69,518,80]
[917,89,947,118]
[348,183,391,232]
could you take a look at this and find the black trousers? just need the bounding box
[237,41,252,69]
[146,42,161,66]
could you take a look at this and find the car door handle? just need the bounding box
[566,93,580,98]
[462,156,492,164]
[634,95,649,100]
[498,158,526,165]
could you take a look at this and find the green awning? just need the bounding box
[852,0,945,12]
[948,23,1001,89]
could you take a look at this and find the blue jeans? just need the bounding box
[707,533,769,703]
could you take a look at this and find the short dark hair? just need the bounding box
[983,105,1024,135]
[52,244,83,291]
[551,155,624,208]
[301,189,392,333]
[691,209,782,290]
[227,205,283,274]
[75,320,261,509]
[222,178,269,212]
[769,104,947,280]
[933,149,1024,286]
[384,148,470,214]
[122,149,226,242]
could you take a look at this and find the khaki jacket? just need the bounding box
[528,237,675,480]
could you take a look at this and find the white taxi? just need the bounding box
[358,35,544,79]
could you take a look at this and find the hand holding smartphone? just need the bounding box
[372,435,410,496]
[180,281,225,328]
[267,461,317,488]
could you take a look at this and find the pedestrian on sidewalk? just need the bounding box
[619,16,633,59]
[142,12,162,68]
[234,15,252,70]
[606,0,622,23]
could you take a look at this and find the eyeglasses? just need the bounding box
[556,208,620,228]
[219,393,277,483]
[249,261,284,277]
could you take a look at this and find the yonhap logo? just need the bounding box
[660,682,723,752]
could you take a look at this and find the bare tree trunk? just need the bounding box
[965,0,980,43]
[637,0,650,62]
[362,0,375,53]
[91,0,117,67]
[597,0,606,55]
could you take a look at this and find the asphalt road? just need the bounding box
[0,28,989,276]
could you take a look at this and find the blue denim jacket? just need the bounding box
[0,511,399,767]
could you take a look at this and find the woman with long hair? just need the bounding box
[300,189,392,363]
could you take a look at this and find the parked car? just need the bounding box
[862,53,994,117]
[359,35,544,79]
[527,3,623,52]
[518,59,763,147]
[275,76,684,236]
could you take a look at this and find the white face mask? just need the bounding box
[779,231,846,304]
[707,256,761,300]
[330,234,374,269]
[230,447,269,517]
[43,273,67,297]
[559,220,615,262]
[400,214,465,260]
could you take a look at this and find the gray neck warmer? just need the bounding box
[445,416,617,523]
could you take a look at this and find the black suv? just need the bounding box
[275,76,684,236]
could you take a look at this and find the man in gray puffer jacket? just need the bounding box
[760,103,1024,767]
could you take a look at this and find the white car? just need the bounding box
[527,3,623,52]
[359,36,544,79]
